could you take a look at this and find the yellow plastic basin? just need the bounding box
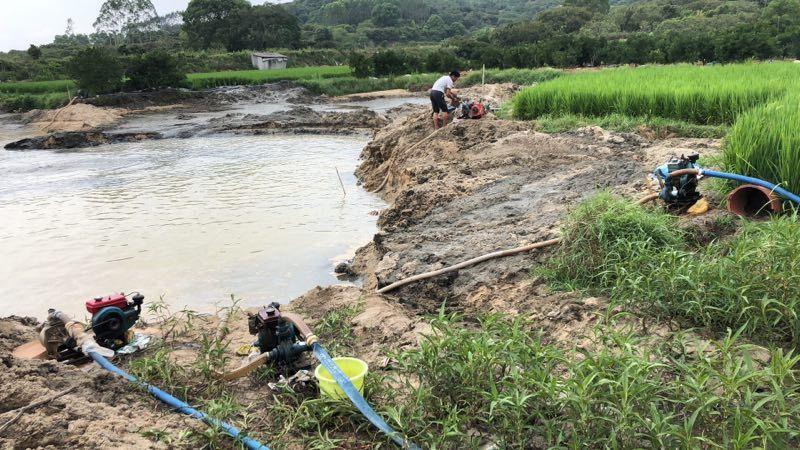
[314,357,368,400]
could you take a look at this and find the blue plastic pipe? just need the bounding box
[702,169,800,205]
[89,352,270,450]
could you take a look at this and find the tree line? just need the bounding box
[2,0,800,87]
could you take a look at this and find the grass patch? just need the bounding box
[185,66,352,90]
[724,96,800,194]
[0,79,76,95]
[314,301,364,355]
[513,62,800,125]
[387,313,800,448]
[460,67,563,87]
[542,193,800,345]
[533,112,729,138]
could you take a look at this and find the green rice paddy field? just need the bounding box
[513,62,800,194]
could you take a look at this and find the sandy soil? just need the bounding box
[0,84,725,448]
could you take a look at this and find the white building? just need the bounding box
[251,52,289,70]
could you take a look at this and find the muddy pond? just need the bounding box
[0,96,425,319]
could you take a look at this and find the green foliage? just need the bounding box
[124,51,186,90]
[67,47,124,95]
[543,193,800,345]
[459,67,563,86]
[185,65,351,89]
[371,2,400,27]
[183,0,300,51]
[424,48,464,73]
[392,314,800,448]
[542,192,681,291]
[724,96,800,195]
[93,0,159,45]
[513,63,800,124]
[347,52,372,78]
[314,301,364,354]
[0,93,71,112]
[27,45,42,60]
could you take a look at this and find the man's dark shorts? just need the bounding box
[430,90,448,113]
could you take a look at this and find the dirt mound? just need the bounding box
[0,317,204,449]
[353,108,720,318]
[212,106,389,134]
[5,131,161,150]
[24,104,126,133]
[457,82,518,105]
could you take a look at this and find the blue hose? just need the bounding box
[89,352,270,450]
[702,169,800,205]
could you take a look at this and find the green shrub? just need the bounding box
[185,66,351,90]
[0,92,70,112]
[125,51,186,91]
[724,96,800,195]
[542,192,681,291]
[460,67,563,87]
[543,193,800,344]
[392,314,800,448]
[68,47,123,95]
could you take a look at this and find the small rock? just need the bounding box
[334,261,356,276]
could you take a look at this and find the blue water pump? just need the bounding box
[654,153,702,206]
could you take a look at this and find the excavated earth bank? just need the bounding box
[0,84,723,448]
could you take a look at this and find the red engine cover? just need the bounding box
[86,293,128,315]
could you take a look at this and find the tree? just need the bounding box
[348,52,373,77]
[425,48,463,72]
[183,0,251,49]
[27,45,42,60]
[563,0,610,14]
[423,14,447,40]
[228,4,301,51]
[125,51,186,90]
[372,2,400,27]
[93,0,158,45]
[68,47,123,95]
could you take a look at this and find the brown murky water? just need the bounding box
[0,129,384,318]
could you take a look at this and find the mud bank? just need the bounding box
[4,107,388,150]
[0,84,724,448]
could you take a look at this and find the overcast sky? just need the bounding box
[0,1,286,52]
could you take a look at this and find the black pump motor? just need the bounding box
[654,153,702,206]
[248,302,308,367]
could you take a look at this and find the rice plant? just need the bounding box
[724,96,800,194]
[513,62,800,124]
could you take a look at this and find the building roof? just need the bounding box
[252,52,288,59]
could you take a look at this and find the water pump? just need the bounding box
[248,302,310,368]
[86,292,144,350]
[654,154,702,206]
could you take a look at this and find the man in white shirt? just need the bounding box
[430,70,460,129]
